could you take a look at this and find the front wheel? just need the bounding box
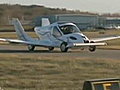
[60,42,68,52]
[28,45,35,51]
[89,46,96,52]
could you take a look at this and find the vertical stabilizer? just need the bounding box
[41,18,50,26]
[12,18,32,41]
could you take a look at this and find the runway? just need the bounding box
[0,44,120,60]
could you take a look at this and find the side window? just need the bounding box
[52,26,62,37]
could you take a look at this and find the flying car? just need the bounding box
[0,18,120,52]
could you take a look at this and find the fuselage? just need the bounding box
[34,22,90,47]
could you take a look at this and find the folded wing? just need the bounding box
[0,38,53,47]
[90,35,120,42]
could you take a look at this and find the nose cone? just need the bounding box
[68,33,85,43]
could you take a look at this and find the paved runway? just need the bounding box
[0,44,120,60]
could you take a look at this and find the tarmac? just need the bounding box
[0,44,120,60]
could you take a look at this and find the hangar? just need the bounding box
[33,14,105,30]
[33,14,120,30]
[105,17,120,26]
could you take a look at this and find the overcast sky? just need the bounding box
[0,0,120,13]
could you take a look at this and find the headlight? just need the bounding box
[69,36,77,40]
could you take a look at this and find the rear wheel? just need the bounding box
[48,47,54,51]
[28,45,35,51]
[60,42,68,52]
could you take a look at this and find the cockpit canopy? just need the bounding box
[51,22,81,38]
[59,25,80,35]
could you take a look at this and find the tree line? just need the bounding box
[0,4,119,25]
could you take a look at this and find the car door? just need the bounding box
[50,26,62,46]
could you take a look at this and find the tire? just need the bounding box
[89,46,96,52]
[60,42,68,52]
[28,45,35,51]
[89,41,96,52]
[48,47,54,51]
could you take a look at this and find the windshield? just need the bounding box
[59,25,80,35]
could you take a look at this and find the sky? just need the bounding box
[0,0,120,13]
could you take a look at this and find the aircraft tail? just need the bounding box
[12,18,33,41]
[41,18,50,26]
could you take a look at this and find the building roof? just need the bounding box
[55,14,98,17]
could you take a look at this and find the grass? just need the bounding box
[0,54,119,90]
[0,25,33,32]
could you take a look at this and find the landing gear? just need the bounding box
[60,42,68,52]
[89,41,96,52]
[48,47,54,51]
[28,45,35,51]
[89,46,96,52]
